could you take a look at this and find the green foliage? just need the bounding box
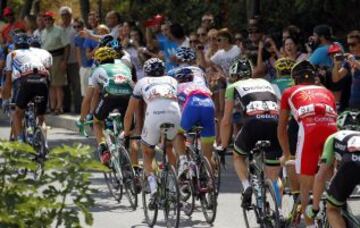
[0,141,107,228]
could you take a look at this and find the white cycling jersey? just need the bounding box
[5,48,52,81]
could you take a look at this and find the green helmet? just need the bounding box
[229,57,253,81]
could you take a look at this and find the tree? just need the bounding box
[80,0,90,24]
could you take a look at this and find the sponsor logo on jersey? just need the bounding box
[334,142,346,151]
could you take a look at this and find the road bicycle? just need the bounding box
[242,140,281,228]
[179,126,218,224]
[78,111,139,210]
[142,123,181,228]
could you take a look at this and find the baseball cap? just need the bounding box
[43,11,55,18]
[3,7,13,17]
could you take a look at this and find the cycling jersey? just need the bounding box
[281,85,337,175]
[271,76,294,98]
[5,48,52,81]
[226,78,281,165]
[321,130,360,206]
[133,76,180,147]
[168,65,208,87]
[89,62,133,96]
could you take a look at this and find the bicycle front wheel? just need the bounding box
[199,157,217,224]
[263,179,280,228]
[142,171,158,227]
[32,127,47,179]
[119,146,138,210]
[163,165,180,228]
[242,190,258,228]
[104,164,123,202]
[212,150,221,195]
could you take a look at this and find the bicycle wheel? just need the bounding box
[178,171,195,217]
[242,189,258,228]
[199,157,217,224]
[142,171,158,227]
[163,165,180,228]
[119,146,138,210]
[32,127,46,179]
[263,179,280,228]
[212,150,221,195]
[104,165,123,202]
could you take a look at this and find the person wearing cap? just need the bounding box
[308,24,333,68]
[332,30,360,110]
[1,7,26,44]
[59,6,81,114]
[41,11,70,115]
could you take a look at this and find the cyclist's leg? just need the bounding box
[35,80,49,127]
[287,117,300,194]
[326,161,360,228]
[13,78,31,140]
[93,96,110,145]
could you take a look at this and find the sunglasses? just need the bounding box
[43,17,53,21]
[348,42,358,47]
[197,33,206,36]
[217,38,226,42]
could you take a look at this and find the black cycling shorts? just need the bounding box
[94,93,130,121]
[327,159,360,207]
[288,117,298,156]
[14,76,49,115]
[234,116,281,166]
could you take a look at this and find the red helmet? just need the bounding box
[328,42,342,54]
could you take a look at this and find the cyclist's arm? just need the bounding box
[124,96,140,136]
[2,71,12,100]
[277,109,290,158]
[312,134,336,210]
[220,85,235,148]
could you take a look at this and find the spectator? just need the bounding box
[83,24,109,67]
[308,24,333,67]
[105,10,122,38]
[1,7,26,44]
[159,22,178,71]
[24,15,37,35]
[87,11,100,32]
[196,27,208,50]
[332,30,360,109]
[246,25,263,71]
[41,11,70,115]
[189,32,199,50]
[201,12,215,31]
[120,21,132,48]
[257,34,281,80]
[126,28,146,80]
[282,36,307,62]
[74,18,92,98]
[59,6,81,113]
[33,14,45,38]
[169,23,189,48]
[282,25,300,43]
[234,33,243,49]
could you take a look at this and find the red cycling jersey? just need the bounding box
[281,85,337,175]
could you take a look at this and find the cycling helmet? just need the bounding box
[143,58,165,77]
[29,35,42,48]
[175,47,196,63]
[99,35,123,58]
[13,33,30,49]
[291,60,315,80]
[228,57,252,80]
[174,67,194,83]
[337,111,360,130]
[275,58,296,77]
[93,47,117,64]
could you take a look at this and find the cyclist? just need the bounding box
[218,57,282,208]
[89,46,134,165]
[278,60,337,225]
[123,58,181,203]
[174,66,215,176]
[2,33,52,141]
[306,111,360,228]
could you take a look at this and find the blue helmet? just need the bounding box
[99,35,122,52]
[175,47,196,63]
[29,35,42,48]
[143,58,165,77]
[174,67,193,83]
[13,33,30,49]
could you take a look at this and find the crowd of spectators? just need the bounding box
[0,6,360,119]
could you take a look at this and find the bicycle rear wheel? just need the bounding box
[212,150,221,195]
[242,191,258,228]
[32,127,46,179]
[199,157,217,224]
[142,171,158,227]
[163,166,180,228]
[263,179,280,228]
[119,146,138,210]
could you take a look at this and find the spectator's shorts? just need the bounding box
[234,115,281,166]
[14,75,49,115]
[295,117,337,175]
[142,99,181,147]
[327,159,360,207]
[79,67,92,96]
[94,93,130,121]
[180,95,215,142]
[49,55,67,86]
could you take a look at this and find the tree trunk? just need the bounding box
[32,0,40,16]
[20,0,34,19]
[97,0,102,22]
[80,0,90,25]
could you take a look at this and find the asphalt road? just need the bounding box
[1,115,359,228]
